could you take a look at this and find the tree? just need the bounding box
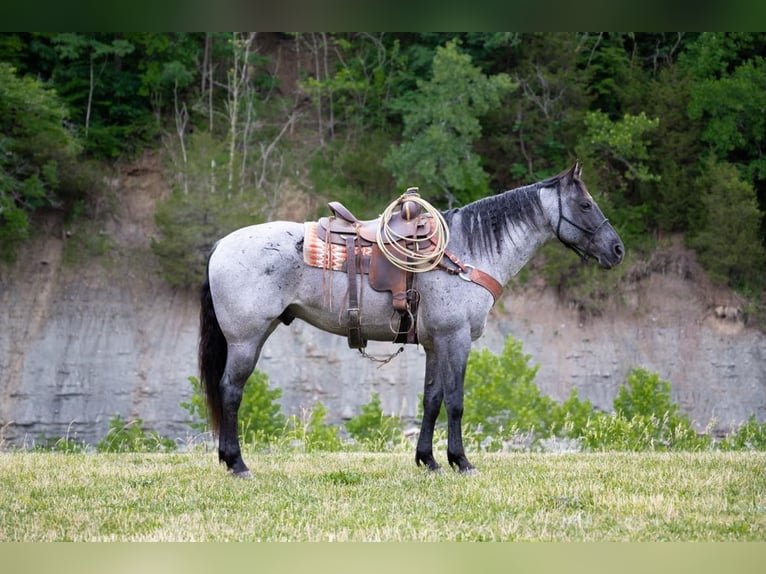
[689,157,766,290]
[51,33,136,150]
[687,55,766,182]
[0,63,81,261]
[575,110,660,244]
[384,40,515,207]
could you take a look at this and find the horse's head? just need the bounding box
[543,163,624,269]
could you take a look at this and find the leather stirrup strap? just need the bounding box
[345,235,365,348]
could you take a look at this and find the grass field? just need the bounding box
[1,450,764,542]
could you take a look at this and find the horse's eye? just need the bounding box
[580,201,592,211]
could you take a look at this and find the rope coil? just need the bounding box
[375,188,449,273]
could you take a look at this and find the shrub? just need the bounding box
[550,387,597,439]
[462,336,548,444]
[32,435,87,454]
[580,368,710,451]
[345,393,403,450]
[285,402,342,452]
[96,414,176,453]
[719,415,766,451]
[183,371,286,446]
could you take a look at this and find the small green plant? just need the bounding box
[580,369,710,452]
[285,402,342,452]
[719,415,766,451]
[549,387,597,439]
[183,371,286,446]
[345,393,403,451]
[462,336,548,446]
[32,435,87,454]
[96,414,176,453]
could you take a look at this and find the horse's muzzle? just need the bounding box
[598,239,624,269]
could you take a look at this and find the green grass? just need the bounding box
[1,451,764,541]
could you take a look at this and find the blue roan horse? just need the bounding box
[199,163,624,477]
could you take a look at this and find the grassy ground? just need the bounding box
[1,450,764,541]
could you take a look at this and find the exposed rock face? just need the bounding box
[1,160,764,446]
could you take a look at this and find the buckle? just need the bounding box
[458,264,475,282]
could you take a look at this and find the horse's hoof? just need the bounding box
[460,467,479,476]
[232,469,253,480]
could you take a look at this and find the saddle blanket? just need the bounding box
[303,222,373,272]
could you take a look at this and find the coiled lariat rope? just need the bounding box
[375,188,449,272]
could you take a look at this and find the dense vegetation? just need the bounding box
[1,32,765,317]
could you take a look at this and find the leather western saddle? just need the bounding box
[306,189,438,349]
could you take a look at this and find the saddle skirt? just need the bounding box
[303,222,373,272]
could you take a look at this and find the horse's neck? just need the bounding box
[450,189,554,286]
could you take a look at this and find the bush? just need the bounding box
[345,393,403,450]
[96,414,176,453]
[462,336,547,444]
[719,415,766,451]
[32,435,87,454]
[581,368,710,451]
[285,402,342,452]
[152,131,267,289]
[183,371,286,446]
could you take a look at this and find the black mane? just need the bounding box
[443,182,547,256]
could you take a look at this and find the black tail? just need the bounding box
[198,261,227,437]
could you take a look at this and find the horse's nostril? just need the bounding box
[614,243,624,258]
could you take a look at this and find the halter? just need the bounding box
[554,184,609,262]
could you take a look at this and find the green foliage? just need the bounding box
[308,131,397,220]
[460,337,740,452]
[614,368,679,420]
[384,40,515,207]
[482,33,587,187]
[299,33,405,136]
[591,367,710,451]
[688,157,766,290]
[345,393,403,450]
[549,387,597,439]
[719,416,766,451]
[96,414,176,453]
[462,336,547,446]
[152,131,267,288]
[285,403,342,452]
[32,434,87,454]
[183,371,285,446]
[0,63,81,261]
[578,412,709,452]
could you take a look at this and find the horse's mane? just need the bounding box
[443,181,549,256]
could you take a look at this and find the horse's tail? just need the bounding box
[198,255,226,437]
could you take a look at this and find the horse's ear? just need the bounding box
[564,162,578,183]
[573,161,583,180]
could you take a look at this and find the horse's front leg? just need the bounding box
[438,330,474,473]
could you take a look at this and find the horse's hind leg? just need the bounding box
[218,340,259,477]
[415,352,444,471]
